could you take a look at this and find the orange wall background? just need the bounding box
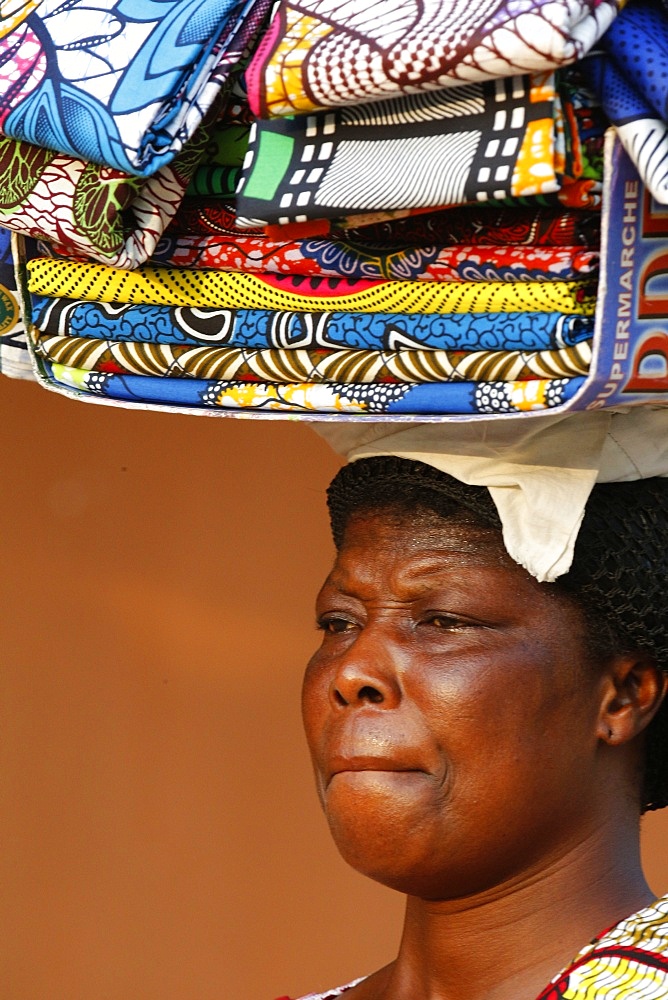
[1,376,666,1000]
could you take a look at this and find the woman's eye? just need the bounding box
[316,616,356,634]
[423,614,466,631]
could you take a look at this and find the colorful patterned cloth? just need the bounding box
[0,0,270,176]
[255,193,605,240]
[236,73,597,226]
[0,3,608,415]
[31,297,595,353]
[39,360,585,414]
[25,259,597,314]
[600,1,668,120]
[0,120,210,269]
[32,334,592,383]
[585,1,668,203]
[151,233,599,282]
[244,0,620,118]
[166,199,601,246]
[280,895,668,1000]
[0,227,32,379]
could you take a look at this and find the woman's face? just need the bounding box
[302,507,610,901]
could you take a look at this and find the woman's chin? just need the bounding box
[324,772,448,891]
[324,770,438,838]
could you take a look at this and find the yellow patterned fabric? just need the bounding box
[537,895,668,999]
[32,334,593,383]
[26,259,597,315]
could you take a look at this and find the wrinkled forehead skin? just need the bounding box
[331,505,588,649]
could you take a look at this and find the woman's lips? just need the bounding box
[327,754,426,784]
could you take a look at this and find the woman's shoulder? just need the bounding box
[275,975,367,1000]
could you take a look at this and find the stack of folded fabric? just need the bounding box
[4,0,663,420]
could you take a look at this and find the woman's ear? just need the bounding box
[597,653,668,746]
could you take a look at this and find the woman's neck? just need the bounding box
[367,817,653,1000]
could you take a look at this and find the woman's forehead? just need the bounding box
[339,506,508,560]
[327,507,528,595]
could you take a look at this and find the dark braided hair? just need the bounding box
[327,456,668,812]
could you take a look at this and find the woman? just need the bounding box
[278,455,668,1000]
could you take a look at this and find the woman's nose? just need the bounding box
[330,636,401,708]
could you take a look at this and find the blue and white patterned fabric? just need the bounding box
[30,297,595,353]
[0,0,268,176]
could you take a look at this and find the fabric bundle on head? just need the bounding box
[327,454,668,811]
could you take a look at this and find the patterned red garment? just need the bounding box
[167,199,263,236]
[327,207,600,249]
[165,199,600,249]
[151,233,599,283]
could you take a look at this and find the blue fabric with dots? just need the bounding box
[600,0,668,120]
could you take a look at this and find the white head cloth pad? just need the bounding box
[315,409,668,582]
